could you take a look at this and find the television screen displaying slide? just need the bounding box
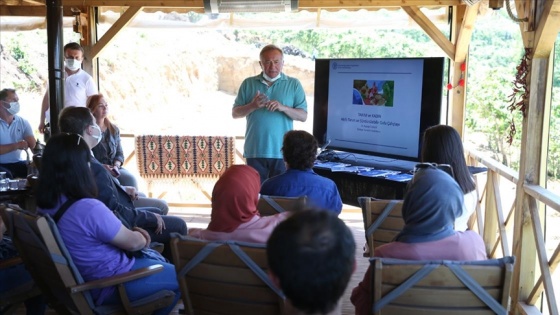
[313,57,445,162]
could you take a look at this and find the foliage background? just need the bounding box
[0,8,559,185]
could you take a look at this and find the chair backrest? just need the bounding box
[170,234,285,315]
[0,204,42,315]
[358,197,404,256]
[4,205,175,315]
[257,195,307,216]
[371,256,515,315]
[3,205,96,315]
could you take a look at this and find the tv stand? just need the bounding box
[314,151,487,207]
[313,166,408,207]
[317,150,417,172]
[314,151,413,207]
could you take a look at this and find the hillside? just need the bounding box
[0,28,315,137]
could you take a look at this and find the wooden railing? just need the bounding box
[467,148,559,315]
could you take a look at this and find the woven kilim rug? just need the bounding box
[136,135,235,178]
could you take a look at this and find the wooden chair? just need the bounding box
[0,257,43,315]
[257,195,307,216]
[358,197,404,256]
[371,256,515,315]
[170,234,285,315]
[2,204,176,315]
[0,205,43,315]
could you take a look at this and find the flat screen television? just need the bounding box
[313,57,445,162]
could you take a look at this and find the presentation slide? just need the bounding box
[326,59,424,158]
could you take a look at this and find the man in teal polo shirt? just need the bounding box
[232,44,308,183]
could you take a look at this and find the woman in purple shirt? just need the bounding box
[35,133,179,314]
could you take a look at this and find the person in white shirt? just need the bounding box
[38,42,98,134]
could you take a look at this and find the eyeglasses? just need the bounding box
[261,60,283,66]
[413,162,454,178]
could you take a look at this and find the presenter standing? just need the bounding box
[232,44,307,183]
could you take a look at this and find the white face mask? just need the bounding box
[262,72,281,82]
[2,101,20,115]
[65,59,82,71]
[90,124,103,145]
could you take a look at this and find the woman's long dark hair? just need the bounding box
[421,125,476,194]
[35,133,98,209]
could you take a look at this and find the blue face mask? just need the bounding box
[2,101,20,115]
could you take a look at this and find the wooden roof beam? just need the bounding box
[0,0,463,9]
[298,0,463,10]
[0,0,43,4]
[23,0,43,5]
[0,5,85,16]
[532,0,560,58]
[402,5,455,60]
[454,1,478,61]
[90,6,142,60]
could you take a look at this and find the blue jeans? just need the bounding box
[246,158,286,184]
[102,258,180,315]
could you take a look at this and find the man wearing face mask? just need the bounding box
[0,88,36,178]
[232,44,308,184]
[38,42,98,135]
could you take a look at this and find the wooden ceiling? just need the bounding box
[1,0,464,16]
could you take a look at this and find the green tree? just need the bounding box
[466,67,522,168]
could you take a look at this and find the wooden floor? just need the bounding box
[11,207,368,315]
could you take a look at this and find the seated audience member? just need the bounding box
[261,130,342,214]
[267,209,356,315]
[351,166,487,315]
[189,165,290,243]
[1,215,46,315]
[58,107,186,258]
[0,88,36,178]
[421,124,477,231]
[87,93,139,189]
[35,134,179,314]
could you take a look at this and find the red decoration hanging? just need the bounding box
[446,62,467,90]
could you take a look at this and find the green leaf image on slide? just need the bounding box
[382,81,394,107]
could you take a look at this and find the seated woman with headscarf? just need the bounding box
[188,165,290,243]
[350,166,487,315]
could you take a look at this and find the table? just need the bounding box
[314,165,488,208]
[313,167,408,207]
[0,187,35,211]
